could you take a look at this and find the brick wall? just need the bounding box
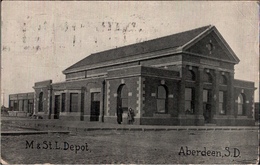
[106,77,140,124]
[142,76,179,117]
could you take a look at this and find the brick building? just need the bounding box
[13,25,256,126]
[8,92,34,117]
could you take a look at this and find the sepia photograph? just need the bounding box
[1,1,259,164]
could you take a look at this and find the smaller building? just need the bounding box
[8,92,34,117]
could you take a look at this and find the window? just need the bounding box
[10,101,14,110]
[38,92,43,112]
[203,72,213,83]
[117,84,129,113]
[28,99,34,114]
[19,100,23,111]
[120,85,128,111]
[61,93,66,112]
[157,85,167,113]
[220,75,227,85]
[70,93,79,112]
[185,88,195,114]
[203,90,208,102]
[91,92,101,101]
[23,100,28,112]
[14,100,18,111]
[186,70,196,81]
[237,94,246,115]
[219,91,226,114]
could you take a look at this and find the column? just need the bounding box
[78,91,82,121]
[195,67,204,116]
[100,80,106,122]
[80,87,85,121]
[212,70,220,116]
[49,88,53,119]
[178,65,186,115]
[22,100,24,111]
[51,91,55,119]
[66,91,70,112]
[227,72,234,116]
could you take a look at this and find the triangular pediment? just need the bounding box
[183,27,240,64]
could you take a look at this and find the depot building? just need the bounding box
[10,25,256,126]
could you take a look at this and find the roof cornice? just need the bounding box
[182,25,240,64]
[63,47,182,74]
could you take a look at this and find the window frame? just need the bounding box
[70,93,79,112]
[38,92,44,112]
[185,87,195,114]
[219,91,226,115]
[237,94,246,116]
[186,70,196,81]
[61,93,66,112]
[203,72,213,83]
[220,75,227,85]
[156,85,168,114]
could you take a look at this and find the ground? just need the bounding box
[1,122,258,164]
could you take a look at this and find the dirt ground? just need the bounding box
[1,129,258,164]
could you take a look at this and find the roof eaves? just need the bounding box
[63,47,183,74]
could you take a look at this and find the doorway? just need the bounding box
[117,84,128,124]
[38,92,43,112]
[203,89,212,123]
[54,95,60,119]
[90,92,100,121]
[28,100,33,114]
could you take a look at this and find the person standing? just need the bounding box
[128,108,135,124]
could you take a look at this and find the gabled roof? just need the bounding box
[181,26,240,63]
[64,25,212,73]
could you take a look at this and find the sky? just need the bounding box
[1,1,259,106]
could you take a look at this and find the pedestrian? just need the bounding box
[128,108,135,124]
[117,105,123,124]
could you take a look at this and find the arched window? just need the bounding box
[117,84,128,112]
[219,91,227,114]
[38,92,43,112]
[220,75,227,85]
[185,88,195,114]
[203,72,213,83]
[237,94,246,115]
[186,70,196,81]
[157,85,167,113]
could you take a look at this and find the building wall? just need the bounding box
[10,64,256,126]
[233,80,255,126]
[9,92,34,117]
[50,77,106,121]
[106,67,141,124]
[106,78,140,124]
[140,76,179,125]
[33,80,52,119]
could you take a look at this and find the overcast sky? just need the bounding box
[1,1,259,106]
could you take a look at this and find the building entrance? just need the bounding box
[203,89,212,123]
[90,92,100,121]
[54,95,60,119]
[117,84,128,124]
